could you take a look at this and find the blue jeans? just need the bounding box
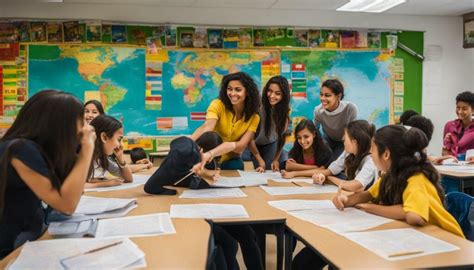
[220,158,244,170]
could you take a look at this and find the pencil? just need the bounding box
[61,241,124,263]
[173,170,194,186]
[388,250,424,258]
[291,181,302,187]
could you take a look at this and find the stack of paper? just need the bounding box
[268,199,392,234]
[261,185,338,195]
[170,203,249,219]
[211,176,268,187]
[344,228,459,260]
[94,213,176,238]
[8,238,146,269]
[85,174,151,192]
[179,188,247,199]
[238,170,313,183]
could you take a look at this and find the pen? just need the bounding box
[60,241,124,263]
[388,250,424,258]
[291,181,302,187]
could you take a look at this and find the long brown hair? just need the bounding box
[373,125,443,205]
[0,90,84,215]
[343,120,375,179]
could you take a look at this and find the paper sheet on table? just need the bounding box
[170,203,249,219]
[75,196,137,215]
[8,238,145,270]
[289,207,392,233]
[84,174,151,192]
[268,199,335,211]
[435,165,474,173]
[260,185,338,195]
[94,213,175,238]
[343,228,459,260]
[211,176,267,187]
[237,170,313,183]
[179,188,247,199]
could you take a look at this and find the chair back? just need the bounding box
[446,192,474,241]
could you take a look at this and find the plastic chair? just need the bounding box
[445,192,474,241]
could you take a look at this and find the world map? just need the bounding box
[28,45,392,136]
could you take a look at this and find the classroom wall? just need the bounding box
[3,3,474,155]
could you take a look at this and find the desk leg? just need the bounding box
[285,230,293,270]
[275,223,284,270]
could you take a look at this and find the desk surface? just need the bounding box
[252,187,474,269]
[436,166,474,178]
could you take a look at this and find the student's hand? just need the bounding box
[280,170,295,179]
[286,158,296,163]
[255,166,265,173]
[104,179,123,187]
[332,185,348,211]
[255,155,265,173]
[354,203,371,212]
[192,151,210,175]
[212,168,221,182]
[312,173,326,185]
[79,123,96,152]
[137,158,153,169]
[114,144,124,158]
[467,156,474,164]
[271,160,280,172]
[432,155,458,165]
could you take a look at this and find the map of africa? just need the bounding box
[28,45,391,136]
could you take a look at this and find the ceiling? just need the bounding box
[30,0,474,16]
[5,0,474,16]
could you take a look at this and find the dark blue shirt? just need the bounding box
[0,139,51,258]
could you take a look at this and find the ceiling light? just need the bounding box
[337,0,406,13]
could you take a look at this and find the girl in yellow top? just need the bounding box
[333,125,464,238]
[191,72,260,170]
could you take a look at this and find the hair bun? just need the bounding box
[402,127,428,152]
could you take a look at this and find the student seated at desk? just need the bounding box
[312,120,378,192]
[280,119,332,179]
[0,90,95,259]
[293,125,464,270]
[128,147,153,173]
[86,115,133,188]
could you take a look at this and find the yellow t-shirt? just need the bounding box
[206,99,260,162]
[368,173,464,238]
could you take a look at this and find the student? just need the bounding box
[312,120,377,192]
[84,99,105,124]
[280,119,332,179]
[128,147,153,173]
[191,72,260,170]
[0,90,95,259]
[398,109,418,125]
[87,114,133,188]
[248,75,290,172]
[442,91,474,159]
[313,79,358,162]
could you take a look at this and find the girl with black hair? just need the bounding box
[87,114,133,188]
[312,120,378,192]
[313,79,358,162]
[191,72,261,170]
[248,75,290,172]
[333,125,463,237]
[0,90,95,258]
[84,99,105,124]
[281,119,332,179]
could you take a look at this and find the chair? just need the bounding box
[445,192,474,241]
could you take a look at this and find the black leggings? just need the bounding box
[213,225,239,270]
[222,224,264,270]
[292,247,327,270]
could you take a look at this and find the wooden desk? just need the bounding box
[0,184,211,269]
[250,188,474,269]
[436,165,474,194]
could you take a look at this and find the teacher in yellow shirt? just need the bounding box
[191,72,261,170]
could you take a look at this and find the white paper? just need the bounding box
[75,196,137,215]
[260,185,338,195]
[238,170,313,183]
[84,174,150,192]
[268,200,335,212]
[66,203,138,223]
[289,207,392,233]
[94,213,175,238]
[212,176,267,187]
[170,204,249,219]
[60,239,145,269]
[435,165,474,173]
[344,228,459,261]
[8,238,145,270]
[179,188,247,199]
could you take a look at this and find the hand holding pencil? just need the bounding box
[332,184,348,211]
